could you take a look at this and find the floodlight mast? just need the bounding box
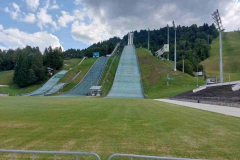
[212,9,225,83]
[167,24,169,60]
[173,21,177,71]
[148,28,150,50]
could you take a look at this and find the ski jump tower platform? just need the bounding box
[107,32,145,99]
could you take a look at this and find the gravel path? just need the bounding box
[155,99,240,118]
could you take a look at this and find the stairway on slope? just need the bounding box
[107,45,145,99]
[59,57,109,97]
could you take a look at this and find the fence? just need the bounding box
[0,150,204,160]
[171,96,240,108]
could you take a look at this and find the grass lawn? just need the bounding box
[202,32,240,81]
[137,48,205,99]
[63,58,82,70]
[59,58,98,93]
[0,70,14,85]
[0,97,240,159]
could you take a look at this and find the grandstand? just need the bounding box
[59,57,108,97]
[172,82,240,106]
[25,70,68,96]
[107,45,145,99]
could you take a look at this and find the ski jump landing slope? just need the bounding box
[59,57,108,97]
[107,45,145,99]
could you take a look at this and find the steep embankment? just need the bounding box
[202,32,240,81]
[137,48,204,99]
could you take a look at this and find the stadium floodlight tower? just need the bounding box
[212,9,225,83]
[173,21,177,71]
[148,28,150,50]
[167,24,170,60]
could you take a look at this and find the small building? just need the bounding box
[47,67,54,75]
[89,86,102,96]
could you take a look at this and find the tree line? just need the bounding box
[0,46,63,87]
[122,23,219,75]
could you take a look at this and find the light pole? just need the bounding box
[212,9,225,83]
[173,21,177,71]
[197,64,199,86]
[167,24,169,60]
[182,55,185,73]
[148,28,150,50]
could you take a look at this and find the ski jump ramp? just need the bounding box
[107,45,145,99]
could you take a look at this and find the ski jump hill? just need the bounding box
[107,44,145,99]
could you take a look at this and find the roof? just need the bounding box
[90,86,102,90]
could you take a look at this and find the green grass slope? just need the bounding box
[59,58,98,93]
[0,70,14,85]
[137,48,204,99]
[202,32,240,81]
[0,97,240,159]
[99,54,121,96]
[63,58,82,70]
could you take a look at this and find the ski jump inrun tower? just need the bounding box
[128,32,134,45]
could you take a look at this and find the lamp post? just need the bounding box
[212,9,225,83]
[167,24,169,60]
[173,21,177,71]
[182,55,185,73]
[148,28,150,50]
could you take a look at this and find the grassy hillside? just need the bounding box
[202,32,240,81]
[99,54,121,96]
[59,58,98,93]
[0,70,14,85]
[63,58,82,70]
[0,97,240,159]
[137,48,204,99]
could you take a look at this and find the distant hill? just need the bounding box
[202,32,240,81]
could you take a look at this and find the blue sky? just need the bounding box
[0,0,239,53]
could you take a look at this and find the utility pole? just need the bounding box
[197,64,199,86]
[148,28,150,50]
[167,24,169,60]
[182,55,185,73]
[173,21,177,71]
[212,9,225,83]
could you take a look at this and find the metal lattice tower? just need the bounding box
[212,9,225,83]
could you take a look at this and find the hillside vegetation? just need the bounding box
[202,31,240,81]
[0,70,14,85]
[137,48,204,99]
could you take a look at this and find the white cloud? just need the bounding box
[0,28,62,53]
[37,8,58,30]
[26,0,39,11]
[74,9,85,21]
[4,7,9,13]
[58,11,75,27]
[0,24,3,31]
[23,13,36,23]
[222,0,240,31]
[50,0,60,10]
[12,3,20,12]
[71,19,112,45]
[6,3,21,19]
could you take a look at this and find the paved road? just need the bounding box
[155,99,240,118]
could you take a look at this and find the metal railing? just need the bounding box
[108,153,203,160]
[0,149,101,160]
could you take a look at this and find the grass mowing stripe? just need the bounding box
[0,97,240,159]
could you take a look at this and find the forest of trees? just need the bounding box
[63,37,121,58]
[0,46,63,87]
[122,23,219,75]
